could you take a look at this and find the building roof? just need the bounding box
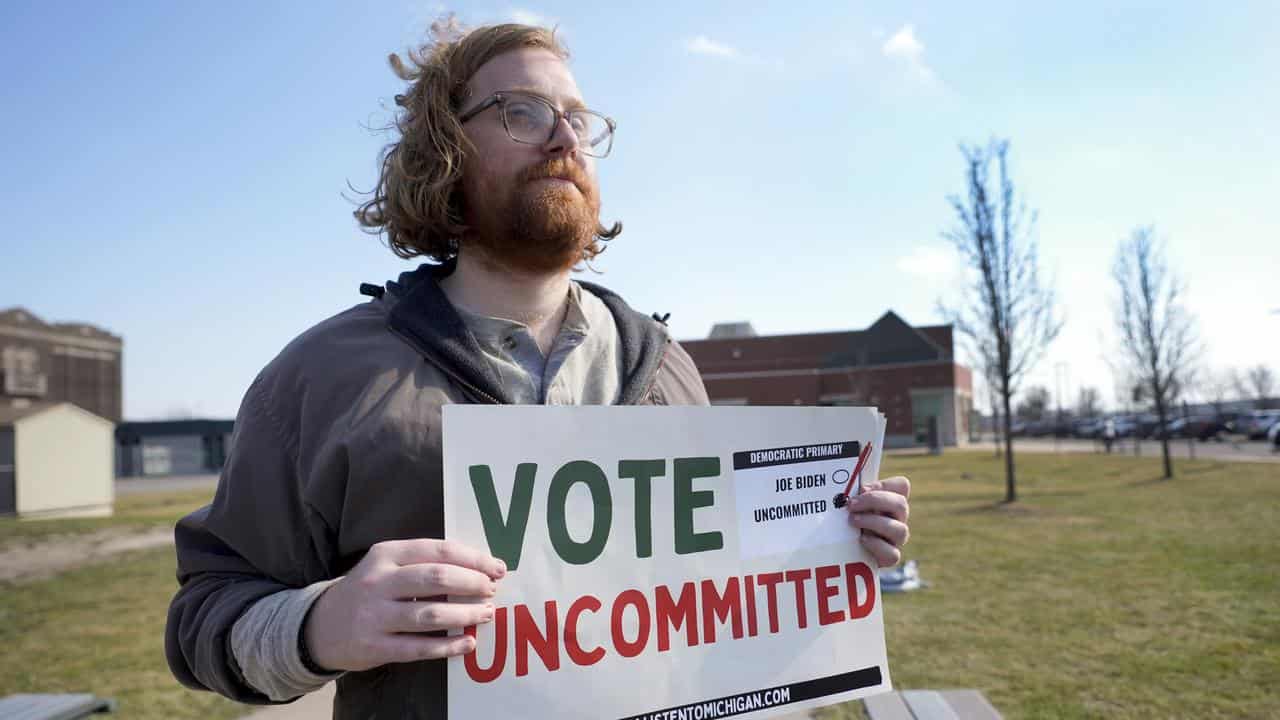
[0,307,122,344]
[683,311,957,374]
[0,401,114,429]
[708,322,757,339]
[0,401,56,426]
[115,419,234,441]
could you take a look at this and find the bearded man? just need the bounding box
[165,19,911,719]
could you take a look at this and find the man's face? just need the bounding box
[459,48,601,274]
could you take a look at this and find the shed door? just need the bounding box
[0,429,15,516]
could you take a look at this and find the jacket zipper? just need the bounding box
[387,325,503,405]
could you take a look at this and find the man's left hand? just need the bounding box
[846,476,911,568]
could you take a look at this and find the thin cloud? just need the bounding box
[897,245,957,277]
[882,24,935,81]
[510,8,551,27]
[687,35,739,58]
[685,35,782,69]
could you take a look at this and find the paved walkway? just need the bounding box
[0,527,173,583]
[114,473,219,495]
[239,684,335,719]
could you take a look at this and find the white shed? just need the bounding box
[0,401,115,519]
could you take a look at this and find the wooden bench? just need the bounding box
[0,694,116,719]
[862,689,1002,720]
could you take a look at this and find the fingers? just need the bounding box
[380,632,478,664]
[374,539,506,579]
[872,475,911,499]
[848,512,909,548]
[848,475,910,569]
[848,489,909,523]
[382,562,498,600]
[858,531,903,568]
[385,599,495,633]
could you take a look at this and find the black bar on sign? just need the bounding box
[615,666,884,720]
[732,441,860,471]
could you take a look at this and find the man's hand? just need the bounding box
[303,539,506,672]
[846,476,911,568]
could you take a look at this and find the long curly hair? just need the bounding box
[354,17,622,263]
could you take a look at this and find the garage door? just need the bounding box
[0,428,15,516]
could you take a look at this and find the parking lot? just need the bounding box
[968,436,1279,463]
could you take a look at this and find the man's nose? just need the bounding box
[543,114,581,157]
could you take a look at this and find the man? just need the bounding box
[165,19,911,718]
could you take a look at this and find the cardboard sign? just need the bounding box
[444,406,891,719]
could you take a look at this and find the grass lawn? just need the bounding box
[1,487,243,718]
[0,489,218,551]
[0,546,243,719]
[1,453,1277,719]
[819,451,1279,720]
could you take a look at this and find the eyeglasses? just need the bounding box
[458,91,616,158]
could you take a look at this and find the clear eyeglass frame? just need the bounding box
[458,91,616,158]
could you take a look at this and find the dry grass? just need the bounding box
[0,546,242,719]
[0,487,243,718]
[1,453,1277,719]
[0,489,217,551]
[818,451,1280,719]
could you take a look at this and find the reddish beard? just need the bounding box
[464,158,601,274]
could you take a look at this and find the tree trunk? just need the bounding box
[1154,390,1173,479]
[993,409,1002,457]
[1002,384,1017,502]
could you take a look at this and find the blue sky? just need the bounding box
[3,1,1277,419]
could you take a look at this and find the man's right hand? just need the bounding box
[303,539,506,672]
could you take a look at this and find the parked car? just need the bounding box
[1268,420,1280,451]
[1073,418,1105,438]
[1135,414,1165,439]
[1112,417,1138,437]
[1218,412,1242,433]
[1166,416,1229,441]
[1022,420,1046,437]
[1237,410,1280,439]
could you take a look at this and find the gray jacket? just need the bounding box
[164,263,710,719]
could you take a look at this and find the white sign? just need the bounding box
[444,406,891,720]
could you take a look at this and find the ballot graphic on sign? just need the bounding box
[732,441,864,560]
[444,406,890,720]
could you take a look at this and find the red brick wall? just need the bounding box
[703,361,962,436]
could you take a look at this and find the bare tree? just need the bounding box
[827,344,877,407]
[1112,227,1198,479]
[1233,365,1276,410]
[1016,386,1052,421]
[1201,370,1235,417]
[1251,366,1276,409]
[940,139,1063,502]
[1076,386,1102,417]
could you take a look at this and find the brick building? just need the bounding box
[681,311,973,448]
[0,308,123,423]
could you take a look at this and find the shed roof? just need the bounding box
[0,401,56,427]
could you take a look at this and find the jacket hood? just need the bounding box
[375,262,670,405]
